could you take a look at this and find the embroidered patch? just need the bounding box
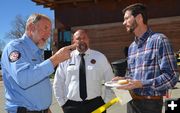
[9,51,21,62]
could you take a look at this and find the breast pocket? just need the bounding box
[143,52,156,66]
[87,65,100,81]
[67,65,78,81]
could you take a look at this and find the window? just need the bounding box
[58,30,71,48]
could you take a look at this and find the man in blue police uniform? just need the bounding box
[1,13,76,113]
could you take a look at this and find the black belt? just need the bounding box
[68,96,102,105]
[17,107,48,113]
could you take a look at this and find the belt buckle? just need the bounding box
[81,100,87,104]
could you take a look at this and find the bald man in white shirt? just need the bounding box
[53,29,115,113]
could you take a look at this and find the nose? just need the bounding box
[80,39,84,42]
[123,20,126,26]
[43,32,51,40]
[45,31,51,37]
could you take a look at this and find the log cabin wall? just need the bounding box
[149,16,180,53]
[72,16,180,62]
[72,22,133,62]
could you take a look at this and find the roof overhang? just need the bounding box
[31,0,123,10]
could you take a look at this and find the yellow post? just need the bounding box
[92,97,119,113]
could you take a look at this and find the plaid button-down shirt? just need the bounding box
[127,28,179,96]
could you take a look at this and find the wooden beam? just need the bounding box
[73,0,77,6]
[117,0,122,2]
[94,0,98,4]
[54,0,93,4]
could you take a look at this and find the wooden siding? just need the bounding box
[72,16,180,62]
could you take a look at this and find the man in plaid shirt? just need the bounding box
[113,3,179,113]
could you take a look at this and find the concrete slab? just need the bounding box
[0,80,180,113]
[0,80,126,113]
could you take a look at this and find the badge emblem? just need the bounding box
[91,59,96,64]
[9,51,21,62]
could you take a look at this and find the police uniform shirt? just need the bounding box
[1,34,54,112]
[53,49,115,106]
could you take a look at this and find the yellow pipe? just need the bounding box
[177,62,180,66]
[92,97,119,113]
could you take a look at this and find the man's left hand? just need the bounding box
[117,79,143,90]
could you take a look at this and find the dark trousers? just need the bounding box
[127,99,163,113]
[8,107,49,113]
[62,96,106,113]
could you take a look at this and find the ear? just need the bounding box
[72,36,75,44]
[136,14,143,23]
[28,23,35,32]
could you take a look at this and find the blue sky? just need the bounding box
[0,0,54,45]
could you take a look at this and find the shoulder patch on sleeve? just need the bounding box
[9,50,21,62]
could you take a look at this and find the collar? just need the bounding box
[22,34,42,54]
[74,48,91,56]
[135,28,154,47]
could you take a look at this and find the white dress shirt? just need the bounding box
[53,49,115,106]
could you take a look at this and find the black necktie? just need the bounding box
[79,53,87,100]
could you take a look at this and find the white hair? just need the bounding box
[25,13,51,31]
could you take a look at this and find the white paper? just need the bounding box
[112,88,132,105]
